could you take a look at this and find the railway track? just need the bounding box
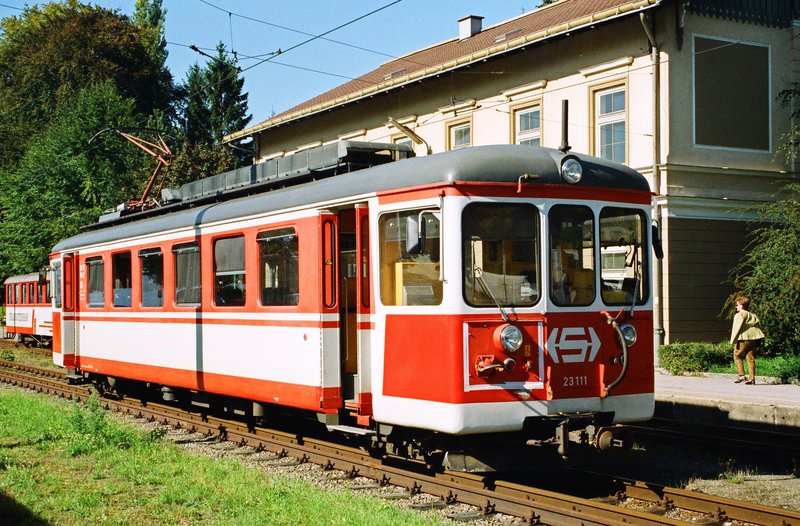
[1,360,799,526]
[629,418,800,461]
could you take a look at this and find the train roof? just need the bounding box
[4,273,42,285]
[52,145,650,253]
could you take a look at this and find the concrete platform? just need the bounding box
[655,369,800,432]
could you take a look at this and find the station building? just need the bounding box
[224,0,800,345]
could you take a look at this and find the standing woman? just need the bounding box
[730,296,765,384]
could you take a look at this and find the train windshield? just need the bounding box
[549,205,595,306]
[462,203,540,307]
[599,207,648,305]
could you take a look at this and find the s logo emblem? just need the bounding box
[547,327,601,363]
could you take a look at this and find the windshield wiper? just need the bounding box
[473,266,511,322]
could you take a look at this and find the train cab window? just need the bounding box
[379,209,441,306]
[214,236,245,307]
[258,228,299,306]
[548,205,595,306]
[86,257,105,307]
[139,248,164,307]
[112,252,132,307]
[174,242,201,306]
[600,207,648,305]
[463,203,540,307]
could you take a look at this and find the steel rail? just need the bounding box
[629,419,800,460]
[621,478,800,526]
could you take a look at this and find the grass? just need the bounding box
[0,340,63,371]
[0,390,448,526]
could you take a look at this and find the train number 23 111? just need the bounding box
[562,375,589,387]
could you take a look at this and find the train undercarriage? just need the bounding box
[79,371,632,472]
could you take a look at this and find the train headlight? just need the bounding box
[619,323,637,347]
[495,324,523,353]
[561,158,582,184]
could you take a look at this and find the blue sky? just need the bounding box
[0,1,539,125]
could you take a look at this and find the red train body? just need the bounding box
[3,273,53,347]
[48,144,657,470]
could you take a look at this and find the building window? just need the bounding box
[448,120,471,150]
[112,252,132,307]
[139,248,163,307]
[594,86,626,163]
[515,106,541,146]
[694,35,769,151]
[258,228,299,306]
[174,242,200,306]
[214,236,245,307]
[86,257,105,308]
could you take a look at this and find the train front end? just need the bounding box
[372,148,657,470]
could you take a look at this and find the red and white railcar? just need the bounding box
[49,143,658,470]
[4,272,53,347]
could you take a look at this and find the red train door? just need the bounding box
[59,254,79,369]
[338,204,373,422]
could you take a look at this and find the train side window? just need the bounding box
[23,283,29,304]
[173,242,201,306]
[379,209,441,306]
[214,236,245,307]
[112,252,132,307]
[35,282,41,304]
[258,228,299,306]
[463,203,540,307]
[600,207,648,305]
[86,257,105,308]
[139,248,164,307]
[548,205,595,306]
[54,262,63,309]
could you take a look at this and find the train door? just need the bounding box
[56,254,79,369]
[338,205,372,422]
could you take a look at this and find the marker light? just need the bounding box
[561,158,583,184]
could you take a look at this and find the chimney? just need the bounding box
[458,15,483,40]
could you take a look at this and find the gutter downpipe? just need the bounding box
[641,10,665,362]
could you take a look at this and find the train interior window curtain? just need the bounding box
[112,252,132,307]
[258,228,299,306]
[87,257,105,307]
[214,236,246,307]
[174,243,201,305]
[139,249,164,307]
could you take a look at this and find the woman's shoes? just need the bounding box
[744,380,755,385]
[734,377,745,383]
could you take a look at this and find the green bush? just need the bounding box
[769,354,800,383]
[658,341,731,375]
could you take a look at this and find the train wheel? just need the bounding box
[11,333,22,343]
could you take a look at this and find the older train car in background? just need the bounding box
[48,142,659,471]
[4,272,53,347]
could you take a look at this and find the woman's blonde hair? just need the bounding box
[736,296,750,310]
